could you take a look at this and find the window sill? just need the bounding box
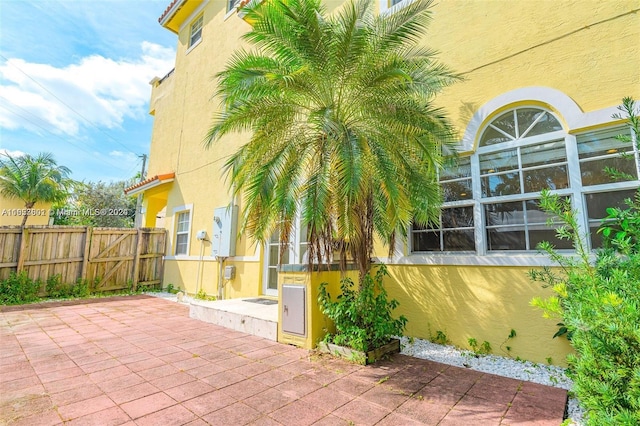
[223,8,236,21]
[186,38,202,55]
[375,252,579,267]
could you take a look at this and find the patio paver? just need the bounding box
[0,295,567,425]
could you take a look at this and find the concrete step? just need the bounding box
[189,298,278,341]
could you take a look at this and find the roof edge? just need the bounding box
[124,173,175,196]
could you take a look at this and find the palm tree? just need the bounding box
[205,0,458,279]
[0,152,73,227]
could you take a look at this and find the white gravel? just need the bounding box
[399,336,586,425]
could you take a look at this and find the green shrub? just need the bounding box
[318,265,407,353]
[530,189,640,425]
[0,271,41,305]
[433,330,449,345]
[45,274,90,299]
[468,337,492,355]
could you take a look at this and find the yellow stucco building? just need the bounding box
[0,197,51,226]
[129,0,640,364]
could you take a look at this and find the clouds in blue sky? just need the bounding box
[0,0,177,182]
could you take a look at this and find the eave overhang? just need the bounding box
[124,173,175,196]
[158,0,202,34]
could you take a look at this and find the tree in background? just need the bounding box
[0,152,73,226]
[52,180,136,228]
[205,0,458,279]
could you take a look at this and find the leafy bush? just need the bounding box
[45,275,89,299]
[530,189,640,425]
[0,271,41,305]
[318,265,407,353]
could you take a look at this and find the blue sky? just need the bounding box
[0,0,177,183]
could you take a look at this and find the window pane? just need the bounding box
[299,243,308,262]
[189,16,203,46]
[442,207,474,229]
[412,230,440,251]
[529,227,573,250]
[268,268,278,290]
[577,129,632,159]
[489,111,516,138]
[190,30,201,46]
[487,229,526,251]
[521,141,566,168]
[585,189,636,248]
[280,247,289,264]
[580,157,637,186]
[299,225,308,244]
[485,201,524,227]
[412,221,430,231]
[443,230,475,251]
[516,108,544,137]
[482,172,521,197]
[269,245,279,263]
[479,150,518,174]
[585,189,638,248]
[441,157,471,179]
[480,126,512,147]
[585,189,637,219]
[523,165,569,192]
[177,212,189,232]
[520,111,562,138]
[524,199,557,225]
[176,234,188,255]
[442,179,472,201]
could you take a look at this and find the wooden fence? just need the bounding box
[0,226,167,293]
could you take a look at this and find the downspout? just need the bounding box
[195,232,209,296]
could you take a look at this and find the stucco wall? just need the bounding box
[428,1,640,134]
[385,264,572,365]
[144,0,639,364]
[0,198,51,226]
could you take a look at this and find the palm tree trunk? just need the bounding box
[21,202,35,227]
[353,194,374,283]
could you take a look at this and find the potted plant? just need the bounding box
[317,265,407,364]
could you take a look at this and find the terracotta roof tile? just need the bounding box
[124,173,175,195]
[158,0,180,23]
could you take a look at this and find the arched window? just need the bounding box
[479,108,562,147]
[478,107,570,251]
[411,103,640,257]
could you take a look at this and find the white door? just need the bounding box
[262,219,308,297]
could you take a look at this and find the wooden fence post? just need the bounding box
[80,227,92,283]
[132,228,143,292]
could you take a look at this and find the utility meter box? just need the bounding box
[224,265,236,280]
[281,285,306,336]
[212,205,238,258]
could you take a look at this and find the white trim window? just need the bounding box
[228,0,241,12]
[189,15,203,48]
[175,210,192,255]
[411,105,640,256]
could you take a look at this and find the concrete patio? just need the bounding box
[0,295,567,425]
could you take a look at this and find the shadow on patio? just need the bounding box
[0,295,567,425]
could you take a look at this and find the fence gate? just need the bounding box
[86,228,167,292]
[0,226,167,294]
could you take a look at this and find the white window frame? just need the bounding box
[227,0,241,12]
[401,87,640,266]
[173,204,193,256]
[380,0,411,15]
[188,14,203,50]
